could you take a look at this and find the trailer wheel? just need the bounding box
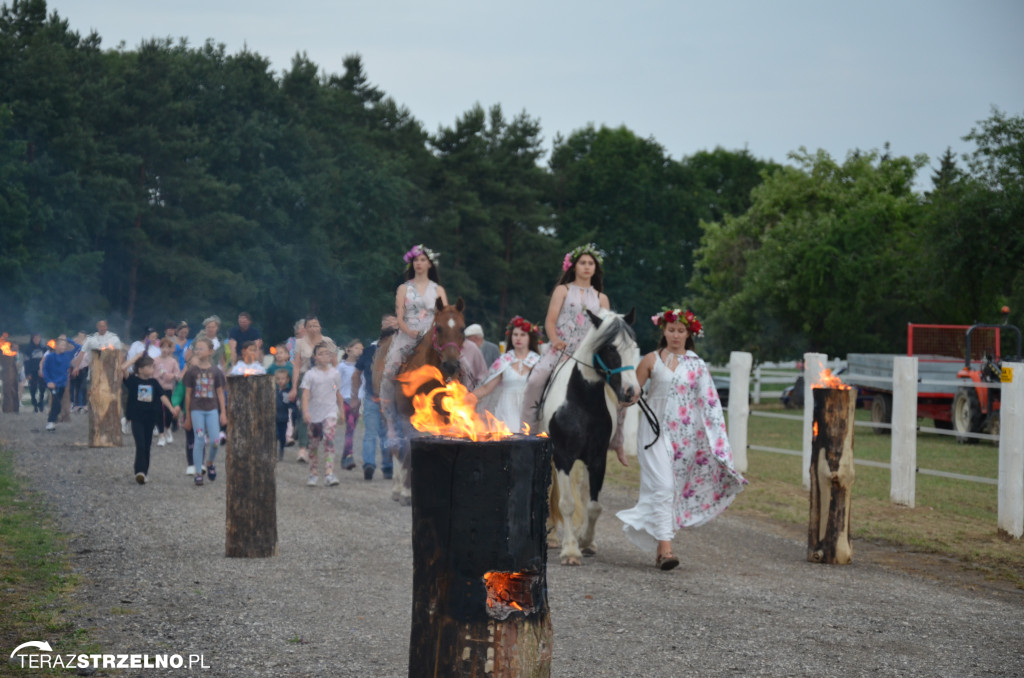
[952,387,982,445]
[870,394,892,435]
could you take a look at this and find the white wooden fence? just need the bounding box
[726,351,1024,539]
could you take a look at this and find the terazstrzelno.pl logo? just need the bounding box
[10,641,210,670]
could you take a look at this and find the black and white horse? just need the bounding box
[540,308,641,566]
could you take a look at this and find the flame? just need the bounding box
[269,346,277,355]
[236,364,265,377]
[812,368,851,390]
[47,339,56,349]
[813,421,818,438]
[483,571,534,613]
[0,333,15,357]
[397,365,513,441]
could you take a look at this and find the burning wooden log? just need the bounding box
[88,349,123,447]
[225,373,277,558]
[410,435,553,678]
[1,338,18,413]
[807,370,856,565]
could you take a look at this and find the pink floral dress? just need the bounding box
[521,284,602,423]
[618,350,746,552]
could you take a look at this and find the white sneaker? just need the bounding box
[165,431,174,444]
[325,474,339,486]
[121,417,129,434]
[157,434,166,447]
[306,474,319,487]
[186,465,196,476]
[135,472,147,484]
[45,422,56,431]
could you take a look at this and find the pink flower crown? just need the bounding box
[651,308,703,337]
[562,243,606,271]
[506,315,542,340]
[403,244,439,267]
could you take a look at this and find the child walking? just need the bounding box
[337,339,363,470]
[229,341,267,375]
[153,337,181,446]
[123,355,179,484]
[274,369,298,461]
[182,337,227,486]
[300,342,345,487]
[616,308,746,570]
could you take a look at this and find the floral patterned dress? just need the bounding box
[380,280,439,403]
[521,284,602,423]
[617,350,746,553]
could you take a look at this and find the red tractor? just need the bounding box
[952,322,1022,443]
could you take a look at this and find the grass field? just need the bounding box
[606,402,1024,588]
[0,446,99,676]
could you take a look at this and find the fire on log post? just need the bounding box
[1,337,18,413]
[225,373,277,558]
[88,349,123,447]
[410,435,553,678]
[807,369,856,565]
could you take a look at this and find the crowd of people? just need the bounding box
[7,241,746,570]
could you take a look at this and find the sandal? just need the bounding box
[207,464,217,481]
[655,553,679,571]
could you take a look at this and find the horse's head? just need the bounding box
[433,297,466,381]
[582,308,641,406]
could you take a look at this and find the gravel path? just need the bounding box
[4,411,1023,677]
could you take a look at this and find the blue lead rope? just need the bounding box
[593,353,635,383]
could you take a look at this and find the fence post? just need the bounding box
[997,362,1023,539]
[802,353,827,490]
[890,356,918,508]
[753,364,762,405]
[728,351,752,474]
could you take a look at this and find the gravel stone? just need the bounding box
[4,412,1023,677]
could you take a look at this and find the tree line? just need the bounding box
[2,0,1021,362]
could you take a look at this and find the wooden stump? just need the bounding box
[88,349,123,447]
[410,436,553,678]
[225,374,277,558]
[58,377,72,422]
[808,388,856,564]
[1,354,18,413]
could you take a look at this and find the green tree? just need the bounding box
[689,148,927,362]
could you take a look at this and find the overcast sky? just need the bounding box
[49,1,1024,186]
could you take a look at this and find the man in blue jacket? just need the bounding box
[42,335,81,431]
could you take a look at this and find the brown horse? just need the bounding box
[378,297,466,504]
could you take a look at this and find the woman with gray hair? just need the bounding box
[186,315,226,372]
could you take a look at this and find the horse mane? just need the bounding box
[577,309,636,357]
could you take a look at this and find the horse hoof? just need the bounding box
[560,556,582,566]
[581,545,597,557]
[547,539,560,549]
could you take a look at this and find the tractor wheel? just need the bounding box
[870,394,892,435]
[952,387,983,445]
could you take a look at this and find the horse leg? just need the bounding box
[578,450,608,556]
[555,470,583,566]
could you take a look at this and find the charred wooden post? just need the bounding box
[58,374,72,423]
[88,349,123,447]
[1,354,18,413]
[410,436,553,678]
[808,388,856,564]
[225,374,277,558]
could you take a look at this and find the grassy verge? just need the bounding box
[606,403,1024,588]
[0,445,97,675]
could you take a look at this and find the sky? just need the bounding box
[48,0,1024,186]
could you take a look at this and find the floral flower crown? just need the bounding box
[403,244,439,267]
[506,315,542,339]
[651,307,704,337]
[562,243,606,272]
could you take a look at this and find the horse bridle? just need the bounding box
[431,325,462,357]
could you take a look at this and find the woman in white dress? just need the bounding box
[617,308,746,570]
[472,316,541,434]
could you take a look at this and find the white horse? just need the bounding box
[540,308,641,565]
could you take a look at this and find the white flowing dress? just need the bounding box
[617,350,746,553]
[481,351,540,433]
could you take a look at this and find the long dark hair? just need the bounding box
[405,255,440,282]
[556,252,604,292]
[505,325,541,355]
